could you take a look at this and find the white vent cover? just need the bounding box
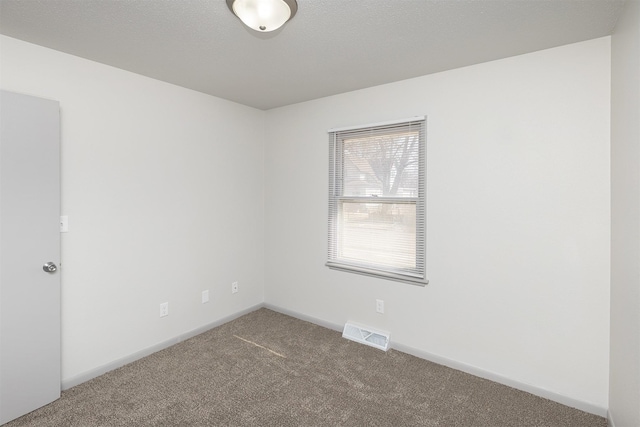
[342,322,390,351]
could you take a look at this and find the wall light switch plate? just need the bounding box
[231,281,238,294]
[202,290,209,303]
[60,216,69,232]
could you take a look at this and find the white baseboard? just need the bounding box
[61,304,263,390]
[61,302,608,418]
[263,303,608,418]
[392,341,607,417]
[263,303,344,332]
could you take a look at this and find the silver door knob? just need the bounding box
[43,262,57,273]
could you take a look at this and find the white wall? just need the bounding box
[0,32,615,416]
[0,35,266,384]
[265,38,611,413]
[610,0,640,425]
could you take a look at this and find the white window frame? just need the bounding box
[327,117,427,286]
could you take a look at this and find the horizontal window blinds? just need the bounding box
[328,118,426,285]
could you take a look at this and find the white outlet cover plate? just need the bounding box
[160,302,169,317]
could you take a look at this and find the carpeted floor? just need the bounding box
[6,308,607,426]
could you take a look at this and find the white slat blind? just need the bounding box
[327,117,427,285]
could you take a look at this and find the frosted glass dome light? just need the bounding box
[227,0,298,32]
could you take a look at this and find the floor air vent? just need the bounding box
[342,322,390,351]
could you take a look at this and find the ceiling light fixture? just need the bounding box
[226,0,298,32]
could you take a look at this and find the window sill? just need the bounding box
[326,262,428,286]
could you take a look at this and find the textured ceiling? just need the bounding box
[0,0,626,110]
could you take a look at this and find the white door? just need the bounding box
[0,90,61,424]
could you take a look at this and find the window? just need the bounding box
[327,117,427,285]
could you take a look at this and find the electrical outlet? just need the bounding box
[231,281,238,294]
[202,290,209,304]
[160,302,169,317]
[376,299,384,314]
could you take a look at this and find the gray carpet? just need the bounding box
[6,308,606,426]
